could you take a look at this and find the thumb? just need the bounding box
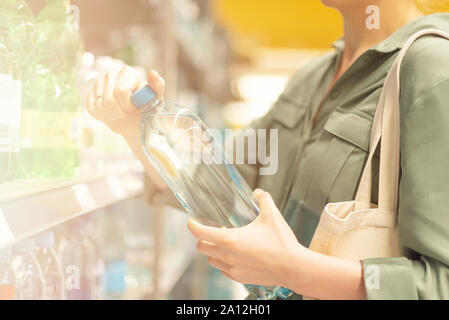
[147,70,166,99]
[254,189,281,219]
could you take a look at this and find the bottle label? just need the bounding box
[104,261,127,294]
[21,110,77,149]
[0,76,22,129]
[0,208,14,247]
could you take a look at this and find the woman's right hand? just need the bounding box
[87,66,166,136]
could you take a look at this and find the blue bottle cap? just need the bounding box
[131,85,157,108]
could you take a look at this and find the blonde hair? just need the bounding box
[415,0,449,13]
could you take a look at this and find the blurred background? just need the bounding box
[0,0,448,300]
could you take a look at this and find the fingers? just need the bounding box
[93,74,115,121]
[196,240,223,259]
[103,70,124,119]
[254,189,281,219]
[87,66,148,123]
[147,70,165,99]
[208,257,232,273]
[187,218,233,244]
[86,66,166,125]
[86,89,96,118]
[115,66,145,112]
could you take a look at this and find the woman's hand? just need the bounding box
[188,189,305,287]
[86,67,169,190]
[87,67,165,135]
[188,189,367,299]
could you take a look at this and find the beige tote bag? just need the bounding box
[309,30,449,262]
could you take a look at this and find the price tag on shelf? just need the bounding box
[72,184,96,212]
[0,208,14,248]
[107,176,126,199]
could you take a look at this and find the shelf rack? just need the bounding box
[4,0,230,299]
[0,170,144,250]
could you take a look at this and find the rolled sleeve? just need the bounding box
[362,258,418,300]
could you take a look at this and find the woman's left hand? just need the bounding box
[187,189,304,287]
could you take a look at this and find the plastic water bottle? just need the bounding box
[0,75,21,183]
[0,0,36,182]
[103,209,127,300]
[30,0,81,178]
[0,246,16,300]
[59,219,97,300]
[131,85,292,300]
[34,231,64,300]
[12,238,46,300]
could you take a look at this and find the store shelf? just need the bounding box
[160,240,197,297]
[0,170,144,250]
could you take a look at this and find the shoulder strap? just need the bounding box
[355,29,449,211]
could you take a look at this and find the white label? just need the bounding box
[21,138,32,149]
[0,76,22,128]
[72,184,96,212]
[0,208,14,248]
[0,137,12,146]
[107,176,126,199]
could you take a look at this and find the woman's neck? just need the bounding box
[341,1,424,67]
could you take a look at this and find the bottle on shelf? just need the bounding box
[0,246,16,300]
[131,85,292,300]
[103,207,127,300]
[58,218,98,300]
[122,198,154,299]
[34,231,65,300]
[12,238,46,300]
[28,0,81,178]
[0,0,36,182]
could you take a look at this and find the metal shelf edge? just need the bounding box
[0,171,144,250]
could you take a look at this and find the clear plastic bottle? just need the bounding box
[30,0,81,178]
[59,219,97,300]
[131,85,292,300]
[34,231,64,300]
[0,246,16,300]
[103,208,127,300]
[0,0,36,182]
[12,238,46,300]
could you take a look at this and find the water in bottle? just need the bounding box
[0,0,36,182]
[29,0,81,178]
[59,218,97,300]
[103,208,127,300]
[34,231,64,300]
[12,238,46,300]
[131,85,292,300]
[0,246,16,300]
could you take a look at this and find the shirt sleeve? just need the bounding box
[362,78,449,300]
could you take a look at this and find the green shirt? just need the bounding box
[148,13,449,299]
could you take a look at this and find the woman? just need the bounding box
[87,0,449,299]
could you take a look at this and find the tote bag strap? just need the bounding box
[355,29,449,211]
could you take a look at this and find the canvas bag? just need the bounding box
[309,30,449,262]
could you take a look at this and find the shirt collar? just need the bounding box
[332,13,449,54]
